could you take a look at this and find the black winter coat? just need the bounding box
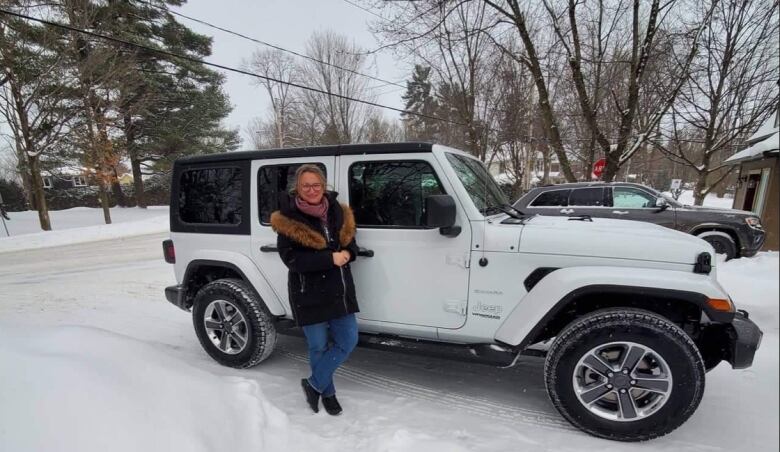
[270,192,360,326]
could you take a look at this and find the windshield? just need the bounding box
[445,152,509,215]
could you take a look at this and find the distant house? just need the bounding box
[725,110,779,251]
[42,168,96,191]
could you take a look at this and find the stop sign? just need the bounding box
[593,158,606,178]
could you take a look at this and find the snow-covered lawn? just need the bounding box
[0,206,168,253]
[669,190,735,209]
[0,211,777,452]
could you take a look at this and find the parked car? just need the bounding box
[163,143,761,441]
[513,182,765,260]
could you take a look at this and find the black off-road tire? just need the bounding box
[192,278,277,368]
[544,308,705,442]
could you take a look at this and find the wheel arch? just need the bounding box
[182,258,286,316]
[515,285,709,349]
[494,266,734,348]
[690,224,740,250]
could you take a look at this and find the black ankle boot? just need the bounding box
[301,379,320,413]
[322,394,342,416]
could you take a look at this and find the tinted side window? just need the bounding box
[569,188,605,206]
[613,187,655,208]
[258,163,327,224]
[178,168,242,224]
[349,161,444,227]
[530,189,570,207]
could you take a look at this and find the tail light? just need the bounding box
[162,239,175,264]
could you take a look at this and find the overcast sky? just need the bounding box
[178,0,409,150]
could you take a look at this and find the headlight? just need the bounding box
[745,217,762,229]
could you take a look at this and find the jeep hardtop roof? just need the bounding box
[176,142,434,165]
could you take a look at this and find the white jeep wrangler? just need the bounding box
[163,142,762,441]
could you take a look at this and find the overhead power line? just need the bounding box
[145,1,407,90]
[0,8,464,127]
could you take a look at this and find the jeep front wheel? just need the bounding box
[544,308,705,441]
[192,279,277,368]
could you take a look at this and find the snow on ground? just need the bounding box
[0,206,168,253]
[0,212,777,452]
[669,190,735,209]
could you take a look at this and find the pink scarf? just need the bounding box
[295,195,329,222]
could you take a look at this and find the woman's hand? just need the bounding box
[332,251,350,267]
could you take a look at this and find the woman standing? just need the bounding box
[270,165,360,416]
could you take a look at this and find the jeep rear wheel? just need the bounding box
[544,308,705,441]
[193,279,277,368]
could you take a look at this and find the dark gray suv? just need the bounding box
[513,182,765,260]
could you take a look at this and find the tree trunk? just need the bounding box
[28,155,51,231]
[542,145,551,185]
[98,180,112,224]
[131,157,146,209]
[15,146,35,210]
[110,166,127,207]
[496,0,577,182]
[124,112,146,208]
[693,171,707,206]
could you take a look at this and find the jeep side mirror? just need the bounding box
[655,197,669,211]
[424,195,460,237]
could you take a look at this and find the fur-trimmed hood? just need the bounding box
[270,195,356,250]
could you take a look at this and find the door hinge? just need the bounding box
[446,253,471,269]
[444,301,467,316]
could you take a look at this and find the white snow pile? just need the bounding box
[718,252,779,330]
[0,326,292,452]
[0,206,169,253]
[663,190,735,209]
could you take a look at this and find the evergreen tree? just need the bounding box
[400,65,438,141]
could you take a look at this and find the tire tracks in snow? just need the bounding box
[279,349,575,432]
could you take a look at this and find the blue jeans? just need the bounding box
[301,313,359,397]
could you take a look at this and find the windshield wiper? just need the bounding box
[500,204,524,218]
[482,204,524,219]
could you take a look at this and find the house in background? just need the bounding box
[725,110,779,251]
[42,167,94,191]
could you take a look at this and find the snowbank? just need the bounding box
[0,207,169,253]
[717,252,779,331]
[0,326,293,452]
[667,190,735,209]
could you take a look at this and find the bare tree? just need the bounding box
[373,1,502,161]
[300,30,378,144]
[481,0,717,181]
[655,0,779,204]
[245,48,299,147]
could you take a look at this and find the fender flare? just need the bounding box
[494,266,732,348]
[183,254,286,316]
[689,223,740,242]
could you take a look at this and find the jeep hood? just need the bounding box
[516,216,711,265]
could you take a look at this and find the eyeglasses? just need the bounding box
[300,183,323,192]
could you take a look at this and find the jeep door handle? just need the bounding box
[357,247,374,257]
[612,211,629,215]
[560,208,574,214]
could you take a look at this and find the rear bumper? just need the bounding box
[165,285,189,311]
[725,310,763,369]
